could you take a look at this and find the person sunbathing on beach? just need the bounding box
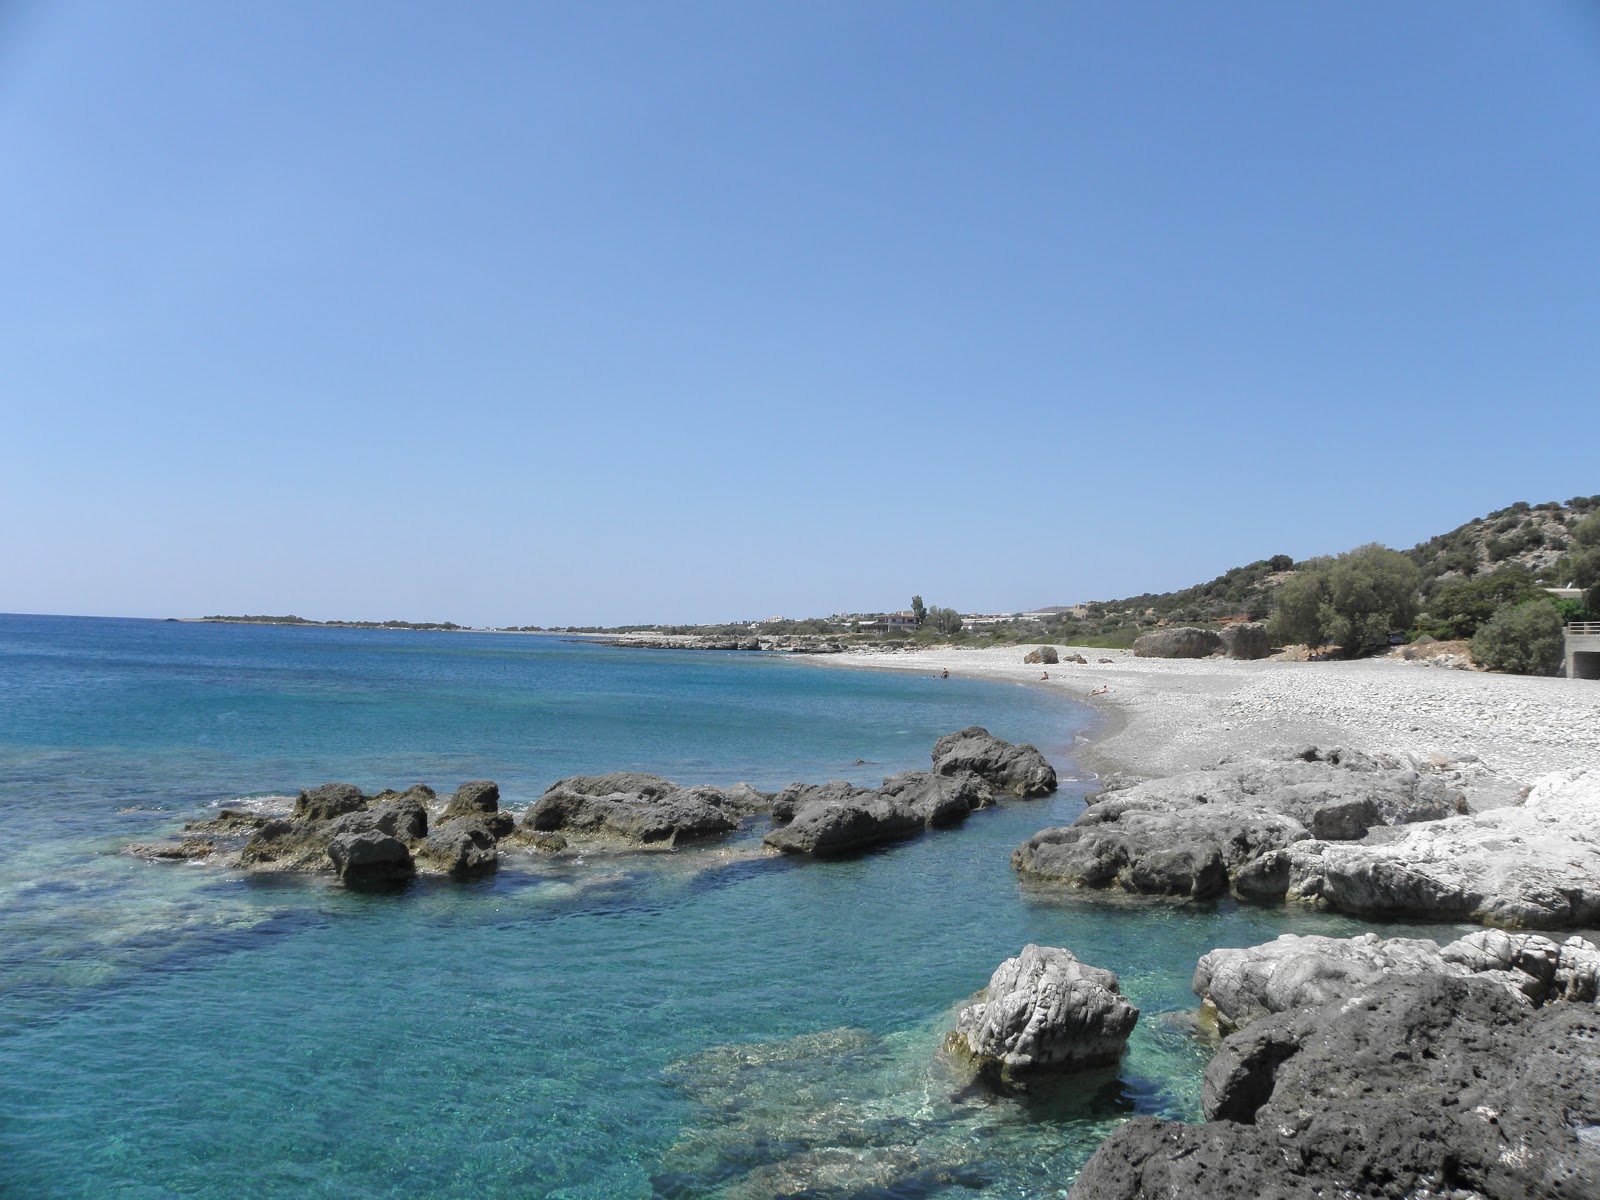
[1087,685,1110,697]
[1040,671,1049,680]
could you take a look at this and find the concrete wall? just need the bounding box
[1565,631,1600,679]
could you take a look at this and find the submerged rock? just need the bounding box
[945,945,1139,1085]
[930,726,1057,797]
[1013,747,1471,902]
[126,838,216,861]
[1069,974,1600,1199]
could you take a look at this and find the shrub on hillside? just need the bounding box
[1269,544,1422,656]
[1415,567,1544,641]
[1469,600,1565,676]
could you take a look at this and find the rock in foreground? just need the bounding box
[1276,767,1600,928]
[1195,928,1600,1033]
[945,944,1138,1086]
[1070,974,1600,1199]
[930,727,1057,797]
[1013,747,1470,901]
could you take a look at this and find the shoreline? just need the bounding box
[808,643,1600,789]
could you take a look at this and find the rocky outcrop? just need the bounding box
[930,726,1057,797]
[1069,973,1600,1199]
[327,830,415,884]
[1132,627,1223,658]
[1013,747,1469,900]
[1023,646,1059,665]
[519,773,771,847]
[292,782,367,822]
[1271,767,1600,928]
[944,945,1138,1086]
[415,817,498,877]
[764,770,993,856]
[765,771,992,855]
[1195,929,1600,1033]
[439,780,513,837]
[1218,622,1270,660]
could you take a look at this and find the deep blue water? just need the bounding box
[0,615,1450,1198]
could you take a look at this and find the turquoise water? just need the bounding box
[0,615,1450,1198]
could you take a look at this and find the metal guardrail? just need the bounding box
[1567,622,1600,635]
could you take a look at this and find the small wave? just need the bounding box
[206,793,295,815]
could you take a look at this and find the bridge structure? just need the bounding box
[1566,622,1600,680]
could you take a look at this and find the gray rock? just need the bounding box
[1070,974,1600,1200]
[327,830,415,884]
[770,780,875,824]
[1023,646,1059,665]
[1283,767,1600,927]
[441,779,499,820]
[1132,627,1223,658]
[1218,622,1271,659]
[520,774,764,847]
[1014,747,1468,901]
[944,944,1138,1085]
[764,770,993,856]
[291,782,367,822]
[1195,929,1600,1033]
[417,817,498,877]
[930,726,1057,797]
[238,819,334,871]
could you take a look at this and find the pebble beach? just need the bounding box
[821,644,1600,787]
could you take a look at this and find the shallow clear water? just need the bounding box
[0,615,1458,1198]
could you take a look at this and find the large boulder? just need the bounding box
[441,780,497,817]
[1132,627,1223,658]
[1218,622,1270,660]
[930,726,1056,797]
[1194,929,1600,1033]
[764,770,992,856]
[1013,747,1470,901]
[944,945,1138,1086]
[416,817,498,877]
[1280,767,1600,927]
[1069,974,1600,1199]
[1023,646,1059,665]
[327,830,415,885]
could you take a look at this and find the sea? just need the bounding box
[0,614,1444,1198]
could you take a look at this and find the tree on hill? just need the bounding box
[1566,512,1600,612]
[1269,544,1422,656]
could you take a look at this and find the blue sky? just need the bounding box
[4,1,1598,626]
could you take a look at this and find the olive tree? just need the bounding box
[1470,599,1565,675]
[1268,544,1421,656]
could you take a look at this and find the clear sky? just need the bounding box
[3,1,1598,626]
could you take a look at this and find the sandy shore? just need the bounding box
[816,645,1600,788]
